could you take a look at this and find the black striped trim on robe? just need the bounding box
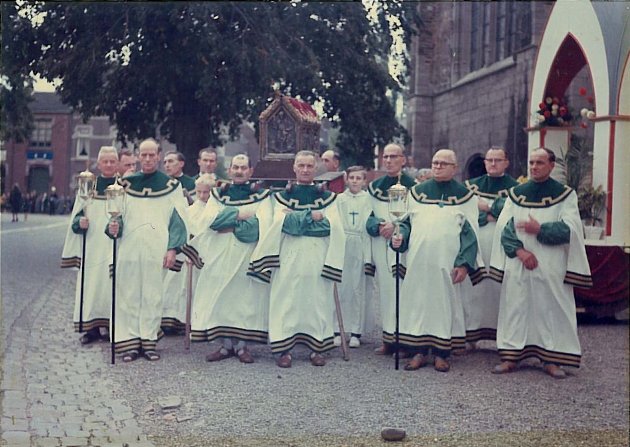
[382,331,466,351]
[469,267,485,285]
[564,271,593,288]
[169,259,184,272]
[488,267,504,283]
[61,256,82,269]
[246,269,272,284]
[250,254,280,272]
[364,263,376,277]
[181,244,204,269]
[321,264,342,283]
[113,331,164,354]
[270,332,335,354]
[109,263,114,279]
[160,317,185,331]
[190,326,268,344]
[465,328,497,343]
[499,345,581,368]
[73,318,109,333]
[389,264,406,280]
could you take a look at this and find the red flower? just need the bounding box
[580,122,588,129]
[552,97,560,105]
[579,87,587,96]
[539,102,546,110]
[559,106,567,115]
[587,96,594,104]
[543,111,551,118]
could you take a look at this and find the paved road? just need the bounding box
[1,213,628,447]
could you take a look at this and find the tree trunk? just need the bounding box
[170,103,212,176]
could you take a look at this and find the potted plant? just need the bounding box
[578,185,607,240]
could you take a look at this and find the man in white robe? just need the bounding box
[393,149,482,373]
[107,139,189,362]
[366,143,416,356]
[189,155,272,364]
[251,151,345,368]
[463,147,518,348]
[61,146,119,344]
[490,148,592,379]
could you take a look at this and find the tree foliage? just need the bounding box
[5,1,421,168]
[1,3,35,143]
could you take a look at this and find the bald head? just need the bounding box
[431,149,458,182]
[138,139,161,174]
[321,150,340,172]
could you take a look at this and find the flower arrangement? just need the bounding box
[535,96,573,127]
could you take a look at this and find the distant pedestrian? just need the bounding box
[9,183,22,222]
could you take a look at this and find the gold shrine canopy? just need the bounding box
[253,92,321,181]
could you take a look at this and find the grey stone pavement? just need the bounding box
[1,213,154,447]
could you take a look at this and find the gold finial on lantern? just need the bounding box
[105,177,126,218]
[388,178,409,238]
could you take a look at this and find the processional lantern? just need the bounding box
[388,179,409,237]
[252,91,321,183]
[105,179,126,217]
[77,169,96,202]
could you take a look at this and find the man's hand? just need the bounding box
[486,214,496,223]
[163,249,177,269]
[108,220,119,238]
[311,211,324,221]
[79,217,89,230]
[516,248,538,270]
[237,210,254,221]
[478,200,491,213]
[516,214,541,235]
[451,266,468,284]
[391,235,403,249]
[217,228,234,234]
[379,222,395,240]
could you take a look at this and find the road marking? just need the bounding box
[0,221,68,235]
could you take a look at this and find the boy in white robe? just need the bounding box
[334,166,374,348]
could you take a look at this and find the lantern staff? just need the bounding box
[105,178,126,365]
[387,175,409,370]
[76,167,96,334]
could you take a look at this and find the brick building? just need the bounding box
[2,92,117,197]
[405,2,553,179]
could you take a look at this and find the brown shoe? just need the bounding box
[374,344,393,355]
[492,361,517,374]
[237,347,254,364]
[404,353,428,371]
[434,356,450,372]
[276,353,292,368]
[205,347,234,362]
[310,352,326,366]
[543,363,567,379]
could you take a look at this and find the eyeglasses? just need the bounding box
[431,161,455,168]
[484,158,507,164]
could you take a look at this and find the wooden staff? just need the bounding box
[333,283,349,361]
[184,259,193,350]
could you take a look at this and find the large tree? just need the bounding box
[5,1,421,168]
